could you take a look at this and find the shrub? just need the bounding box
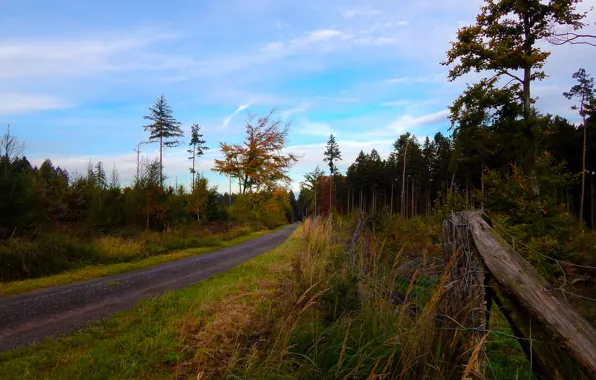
[0,235,102,281]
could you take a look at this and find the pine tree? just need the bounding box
[564,68,596,227]
[143,95,184,187]
[323,134,342,211]
[187,124,209,190]
[443,0,586,196]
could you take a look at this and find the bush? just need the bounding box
[0,235,102,281]
[0,223,266,282]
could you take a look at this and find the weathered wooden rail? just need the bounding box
[441,211,596,380]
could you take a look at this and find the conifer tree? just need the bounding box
[564,68,595,226]
[188,124,209,190]
[323,134,342,210]
[443,0,586,196]
[143,95,184,187]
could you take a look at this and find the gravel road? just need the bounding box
[0,225,297,352]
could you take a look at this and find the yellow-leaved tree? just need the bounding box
[212,110,299,195]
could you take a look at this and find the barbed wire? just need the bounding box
[479,209,596,271]
[477,209,596,303]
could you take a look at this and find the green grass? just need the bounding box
[486,307,537,379]
[0,229,300,380]
[0,228,281,297]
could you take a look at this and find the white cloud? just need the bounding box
[280,103,309,119]
[294,119,337,137]
[0,29,181,79]
[354,37,396,46]
[340,7,382,19]
[0,93,70,114]
[387,74,445,84]
[342,10,358,19]
[222,104,250,128]
[388,110,449,133]
[290,29,352,48]
[261,41,285,52]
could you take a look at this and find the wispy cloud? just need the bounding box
[354,37,396,46]
[280,103,309,119]
[290,29,352,48]
[261,41,285,52]
[0,29,181,79]
[380,100,411,107]
[0,93,70,114]
[294,119,336,137]
[388,110,449,133]
[340,7,382,19]
[387,74,445,84]
[222,104,250,128]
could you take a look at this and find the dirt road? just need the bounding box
[0,225,297,352]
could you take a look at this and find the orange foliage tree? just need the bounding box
[212,110,299,194]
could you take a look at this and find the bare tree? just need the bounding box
[0,125,24,161]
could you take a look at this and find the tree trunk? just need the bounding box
[466,173,470,207]
[390,180,394,217]
[591,173,594,231]
[481,160,485,211]
[523,12,539,197]
[159,135,163,188]
[347,187,350,214]
[191,145,196,191]
[360,186,363,212]
[401,139,409,217]
[329,174,333,213]
[411,181,415,218]
[580,119,587,228]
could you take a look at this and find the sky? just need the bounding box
[2,0,596,193]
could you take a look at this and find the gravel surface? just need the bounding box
[0,225,297,352]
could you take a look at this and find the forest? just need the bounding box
[1,0,596,378]
[0,101,300,282]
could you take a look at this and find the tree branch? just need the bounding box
[498,70,523,84]
[548,32,596,48]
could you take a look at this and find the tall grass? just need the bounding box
[0,224,261,282]
[217,215,533,379]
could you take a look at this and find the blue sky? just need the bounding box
[2,0,596,192]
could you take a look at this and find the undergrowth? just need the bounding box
[0,224,260,282]
[172,215,534,379]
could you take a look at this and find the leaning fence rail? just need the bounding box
[442,211,596,379]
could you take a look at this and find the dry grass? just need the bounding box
[176,282,281,379]
[122,216,531,380]
[94,235,146,259]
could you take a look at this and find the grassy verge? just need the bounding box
[0,228,280,297]
[0,218,536,379]
[0,228,300,380]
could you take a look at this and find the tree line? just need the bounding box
[298,0,596,232]
[0,99,300,239]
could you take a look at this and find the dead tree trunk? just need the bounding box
[440,212,488,378]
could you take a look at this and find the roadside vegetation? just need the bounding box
[1,0,596,378]
[0,216,537,379]
[0,226,304,379]
[0,227,278,296]
[0,105,300,286]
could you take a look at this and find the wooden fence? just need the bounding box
[441,211,596,379]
